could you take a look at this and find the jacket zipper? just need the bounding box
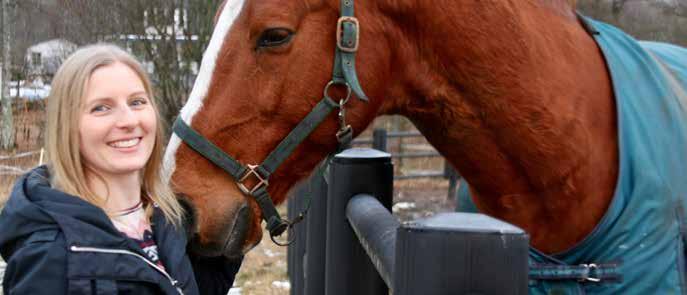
[70,245,184,295]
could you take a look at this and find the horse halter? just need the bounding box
[173,0,367,246]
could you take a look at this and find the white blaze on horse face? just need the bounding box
[163,0,246,180]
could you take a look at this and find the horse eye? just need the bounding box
[257,28,294,48]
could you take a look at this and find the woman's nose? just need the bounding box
[115,106,139,129]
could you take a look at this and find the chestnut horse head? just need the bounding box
[167,0,616,257]
[165,0,395,257]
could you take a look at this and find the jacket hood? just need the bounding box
[0,166,129,259]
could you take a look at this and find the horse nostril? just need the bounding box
[233,203,252,235]
[222,202,253,258]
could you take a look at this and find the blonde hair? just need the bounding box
[45,43,184,226]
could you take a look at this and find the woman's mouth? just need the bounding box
[108,137,141,148]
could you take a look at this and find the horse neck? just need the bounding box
[376,1,619,253]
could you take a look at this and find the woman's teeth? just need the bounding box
[109,138,140,148]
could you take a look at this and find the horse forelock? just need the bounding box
[163,0,247,180]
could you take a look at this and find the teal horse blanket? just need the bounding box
[457,16,687,294]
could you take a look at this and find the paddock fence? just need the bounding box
[0,149,43,176]
[352,128,461,199]
[287,148,529,295]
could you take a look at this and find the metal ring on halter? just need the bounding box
[579,263,601,283]
[270,220,297,246]
[323,80,352,106]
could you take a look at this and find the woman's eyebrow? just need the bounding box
[129,91,148,97]
[85,97,113,105]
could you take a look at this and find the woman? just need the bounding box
[0,44,242,294]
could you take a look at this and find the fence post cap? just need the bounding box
[333,148,391,164]
[403,212,526,235]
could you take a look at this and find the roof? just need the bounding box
[27,39,77,54]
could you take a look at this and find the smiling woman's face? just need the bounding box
[79,62,157,180]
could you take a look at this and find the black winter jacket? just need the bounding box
[0,166,242,294]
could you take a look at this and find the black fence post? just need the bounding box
[286,184,307,295]
[325,148,393,295]
[393,213,530,294]
[287,191,294,283]
[444,161,461,200]
[372,128,387,152]
[304,170,328,295]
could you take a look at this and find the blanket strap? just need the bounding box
[529,262,622,284]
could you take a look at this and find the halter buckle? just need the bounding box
[579,263,601,283]
[336,16,360,53]
[237,164,269,195]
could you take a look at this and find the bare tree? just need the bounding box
[1,0,16,150]
[2,0,220,150]
[58,0,221,130]
[57,0,123,44]
[119,0,221,130]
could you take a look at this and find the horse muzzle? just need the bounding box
[221,202,254,258]
[186,200,254,259]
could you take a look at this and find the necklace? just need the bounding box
[108,200,144,217]
[109,200,150,240]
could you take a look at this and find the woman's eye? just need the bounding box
[131,98,148,106]
[90,105,109,113]
[257,28,294,48]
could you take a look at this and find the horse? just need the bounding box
[164,0,687,293]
